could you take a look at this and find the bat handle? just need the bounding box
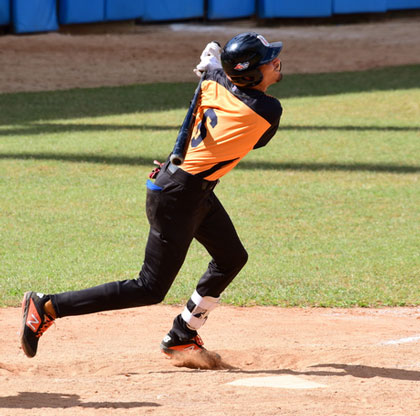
[170,152,184,166]
[170,72,206,166]
[170,126,189,165]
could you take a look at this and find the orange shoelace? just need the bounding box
[194,334,204,346]
[35,314,55,338]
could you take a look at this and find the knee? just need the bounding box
[231,247,248,272]
[146,290,166,305]
[240,248,249,268]
[134,276,167,305]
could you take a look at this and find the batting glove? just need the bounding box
[193,41,222,77]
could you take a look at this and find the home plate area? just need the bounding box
[227,375,327,389]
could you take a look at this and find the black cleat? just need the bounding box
[160,332,205,357]
[20,291,54,358]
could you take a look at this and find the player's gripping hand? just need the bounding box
[193,41,222,77]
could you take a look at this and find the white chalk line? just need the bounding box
[226,375,327,389]
[381,335,420,345]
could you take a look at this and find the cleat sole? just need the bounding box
[20,292,36,358]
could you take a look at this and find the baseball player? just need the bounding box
[20,32,283,358]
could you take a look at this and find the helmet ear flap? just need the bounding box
[229,68,263,88]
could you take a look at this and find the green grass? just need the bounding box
[1,65,419,307]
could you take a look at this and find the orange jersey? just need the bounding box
[181,69,282,181]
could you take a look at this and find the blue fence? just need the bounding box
[12,0,58,33]
[105,0,144,22]
[2,0,420,33]
[0,0,10,26]
[143,0,203,21]
[59,0,104,25]
[387,0,420,9]
[333,0,387,14]
[207,0,255,20]
[259,0,332,17]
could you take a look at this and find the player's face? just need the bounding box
[257,57,283,91]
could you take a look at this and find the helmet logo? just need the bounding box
[257,35,269,47]
[234,61,250,71]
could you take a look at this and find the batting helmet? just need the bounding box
[221,32,283,87]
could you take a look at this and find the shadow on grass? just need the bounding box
[0,123,178,136]
[0,122,418,137]
[0,65,419,125]
[0,152,418,174]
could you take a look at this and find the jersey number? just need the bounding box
[191,109,218,148]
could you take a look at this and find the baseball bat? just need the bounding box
[170,72,206,166]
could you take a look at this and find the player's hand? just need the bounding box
[193,41,222,77]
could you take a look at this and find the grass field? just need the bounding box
[0,65,419,307]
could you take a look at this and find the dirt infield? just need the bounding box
[1,306,420,415]
[1,15,420,416]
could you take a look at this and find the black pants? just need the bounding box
[50,162,248,338]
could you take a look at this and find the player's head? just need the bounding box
[221,32,283,88]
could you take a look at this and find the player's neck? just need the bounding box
[250,84,268,93]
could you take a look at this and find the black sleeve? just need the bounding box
[253,99,282,149]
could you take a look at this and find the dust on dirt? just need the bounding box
[170,349,234,370]
[1,14,420,416]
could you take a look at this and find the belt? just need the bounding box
[167,162,218,192]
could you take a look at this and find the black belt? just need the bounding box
[166,162,218,192]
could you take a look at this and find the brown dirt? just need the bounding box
[1,15,420,416]
[1,306,420,415]
[0,15,420,93]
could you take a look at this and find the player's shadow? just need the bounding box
[236,363,420,381]
[305,363,420,381]
[154,363,420,381]
[0,392,161,410]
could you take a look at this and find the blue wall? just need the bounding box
[0,0,10,25]
[59,0,145,24]
[207,0,255,20]
[1,0,419,34]
[143,0,204,22]
[105,0,144,21]
[13,0,58,33]
[258,0,332,17]
[387,0,420,9]
[59,0,105,25]
[333,0,387,13]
